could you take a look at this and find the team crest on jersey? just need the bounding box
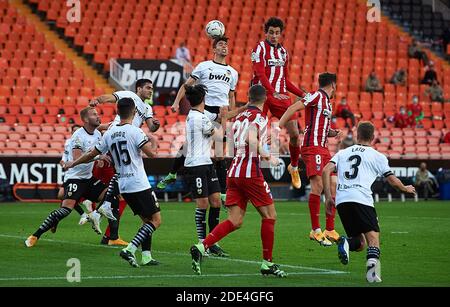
[267,59,285,67]
[226,69,231,76]
[323,109,332,119]
[251,52,259,62]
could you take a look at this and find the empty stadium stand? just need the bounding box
[0,0,449,159]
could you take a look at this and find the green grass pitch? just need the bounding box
[0,200,449,287]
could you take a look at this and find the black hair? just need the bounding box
[135,78,152,92]
[357,121,375,142]
[185,84,207,107]
[213,36,229,48]
[71,124,81,132]
[318,72,337,88]
[117,97,135,119]
[264,17,284,33]
[248,84,266,104]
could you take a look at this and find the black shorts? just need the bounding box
[185,164,221,199]
[63,177,106,202]
[204,105,220,114]
[121,188,160,218]
[337,202,380,237]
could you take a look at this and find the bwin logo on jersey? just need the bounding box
[208,73,230,83]
[270,158,286,181]
[268,59,285,67]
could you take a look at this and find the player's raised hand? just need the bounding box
[273,92,290,100]
[151,118,161,132]
[98,154,112,166]
[325,197,335,215]
[171,102,180,113]
[404,185,417,196]
[89,98,100,107]
[335,129,344,140]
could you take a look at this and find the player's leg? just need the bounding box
[214,159,228,202]
[285,119,302,189]
[206,165,229,257]
[190,178,245,274]
[307,175,331,246]
[25,198,76,247]
[86,179,110,235]
[364,231,382,283]
[92,175,118,220]
[102,197,128,246]
[157,143,186,189]
[120,190,161,267]
[323,175,340,242]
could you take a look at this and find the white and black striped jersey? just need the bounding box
[112,91,153,127]
[184,109,218,167]
[330,144,393,207]
[96,123,150,193]
[64,127,102,182]
[191,60,238,107]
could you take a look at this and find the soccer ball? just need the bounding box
[205,20,225,39]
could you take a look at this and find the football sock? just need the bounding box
[288,143,301,168]
[142,235,152,252]
[348,237,363,251]
[130,222,155,249]
[171,145,186,174]
[105,197,120,240]
[367,246,381,260]
[99,175,119,210]
[261,218,276,262]
[203,219,236,250]
[215,159,227,194]
[325,197,336,230]
[73,204,84,216]
[208,207,220,232]
[308,193,321,230]
[33,207,72,238]
[195,208,207,241]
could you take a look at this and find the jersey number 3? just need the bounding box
[111,141,131,166]
[344,155,361,180]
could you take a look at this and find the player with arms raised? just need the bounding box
[252,17,306,189]
[280,72,341,246]
[190,85,286,277]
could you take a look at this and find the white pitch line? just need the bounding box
[0,271,343,282]
[390,231,409,234]
[0,234,347,275]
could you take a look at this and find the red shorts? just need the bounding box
[92,161,116,185]
[301,146,332,178]
[225,177,273,211]
[263,95,298,120]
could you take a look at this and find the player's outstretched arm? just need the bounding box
[386,175,417,195]
[64,148,101,170]
[322,162,337,215]
[89,94,116,107]
[171,77,196,112]
[145,118,160,133]
[228,90,236,111]
[279,99,305,128]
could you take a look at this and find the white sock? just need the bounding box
[142,251,152,258]
[314,228,322,234]
[126,243,138,254]
[291,166,298,171]
[81,200,93,212]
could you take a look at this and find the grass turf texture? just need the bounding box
[0,201,449,287]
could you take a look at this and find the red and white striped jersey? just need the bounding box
[228,106,268,178]
[301,89,333,148]
[251,40,304,97]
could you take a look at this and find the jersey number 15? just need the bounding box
[111,141,131,166]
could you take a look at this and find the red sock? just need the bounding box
[325,197,336,231]
[308,193,321,230]
[203,219,235,249]
[288,143,301,167]
[261,218,276,262]
[105,200,127,238]
[91,202,96,211]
